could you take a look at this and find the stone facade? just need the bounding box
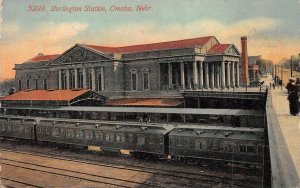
[14,36,241,98]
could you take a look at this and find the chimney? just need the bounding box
[241,36,249,85]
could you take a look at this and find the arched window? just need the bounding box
[130,69,138,91]
[26,79,30,89]
[18,80,22,91]
[195,139,208,150]
[43,78,47,90]
[35,78,38,90]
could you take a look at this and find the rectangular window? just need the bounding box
[195,140,207,150]
[116,133,125,143]
[131,73,137,91]
[95,131,104,141]
[128,134,134,143]
[247,146,256,154]
[137,134,145,145]
[76,131,84,139]
[169,138,174,146]
[52,128,60,137]
[143,72,149,90]
[37,127,42,133]
[105,133,114,142]
[239,145,247,153]
[66,129,74,138]
[45,128,50,135]
[85,131,93,140]
[1,125,5,131]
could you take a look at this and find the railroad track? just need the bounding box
[0,147,260,188]
[0,138,262,187]
[1,158,162,188]
[1,177,43,188]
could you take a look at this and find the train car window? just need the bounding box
[223,141,236,152]
[148,135,154,145]
[195,140,207,150]
[105,132,114,142]
[18,125,24,133]
[25,126,30,133]
[85,131,93,140]
[247,146,257,154]
[116,133,125,143]
[60,128,65,135]
[175,138,181,146]
[184,138,190,148]
[37,127,42,134]
[158,136,164,145]
[95,131,104,141]
[45,128,50,135]
[169,138,174,146]
[76,131,84,139]
[137,134,145,145]
[128,134,134,143]
[52,128,60,137]
[7,124,12,132]
[1,125,5,131]
[239,145,247,153]
[66,129,74,138]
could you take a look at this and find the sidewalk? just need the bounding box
[271,87,300,175]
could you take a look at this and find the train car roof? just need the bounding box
[38,118,174,134]
[5,106,264,116]
[169,125,264,141]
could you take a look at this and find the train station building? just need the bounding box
[13,36,242,99]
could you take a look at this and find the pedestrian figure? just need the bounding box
[269,82,272,90]
[286,78,299,116]
[272,82,275,89]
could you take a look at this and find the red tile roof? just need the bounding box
[84,36,214,53]
[1,89,90,101]
[208,44,231,54]
[104,98,183,107]
[28,54,60,62]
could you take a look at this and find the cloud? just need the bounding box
[80,17,278,46]
[0,22,88,81]
[1,22,20,35]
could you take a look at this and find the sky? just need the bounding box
[0,0,300,81]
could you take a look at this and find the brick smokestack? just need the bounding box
[241,36,249,85]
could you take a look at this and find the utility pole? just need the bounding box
[281,65,283,90]
[291,59,293,77]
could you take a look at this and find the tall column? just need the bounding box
[82,67,87,89]
[168,63,173,89]
[231,61,235,87]
[236,62,240,87]
[221,61,225,88]
[193,61,198,89]
[66,69,70,89]
[186,64,192,90]
[205,62,209,89]
[227,62,231,88]
[198,61,203,89]
[216,63,220,88]
[211,63,215,89]
[74,68,78,89]
[91,67,96,90]
[100,66,105,91]
[58,69,62,90]
[180,62,185,89]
